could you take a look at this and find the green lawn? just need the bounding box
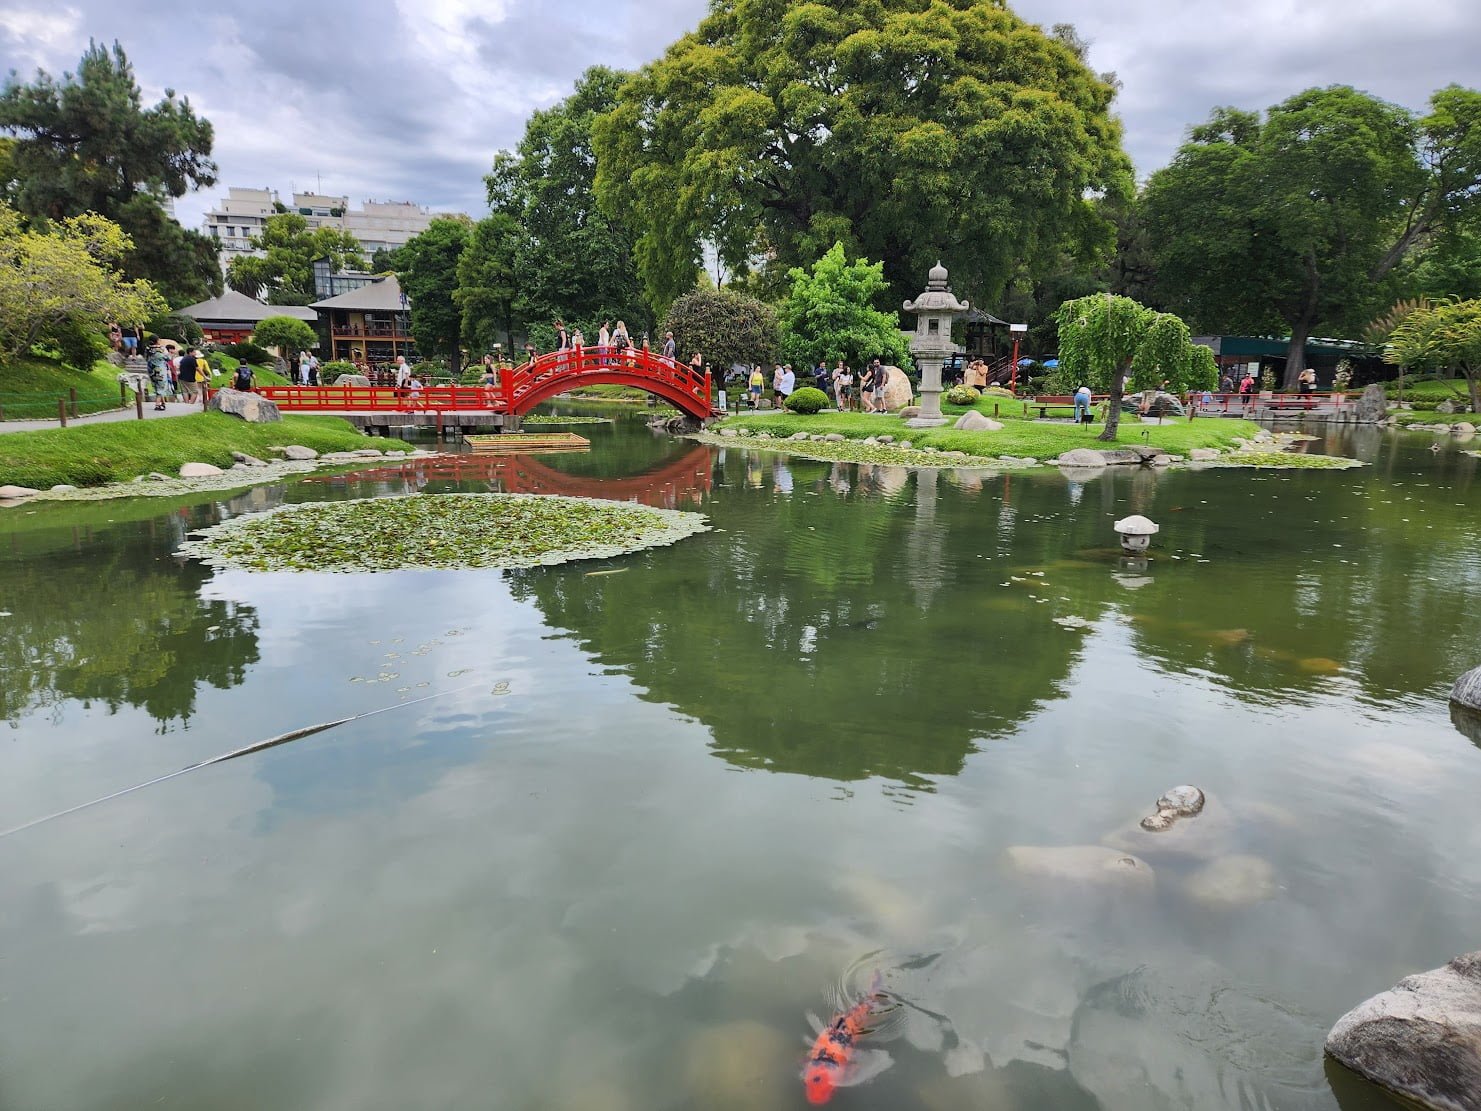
[714,408,1260,460]
[0,412,369,489]
[1383,376,1470,399]
[0,356,129,419]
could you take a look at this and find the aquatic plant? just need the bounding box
[178,493,711,572]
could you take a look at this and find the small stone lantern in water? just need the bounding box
[1113,514,1159,554]
[903,262,969,427]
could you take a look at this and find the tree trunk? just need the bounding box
[1282,315,1315,390]
[1097,366,1129,442]
[1466,367,1480,415]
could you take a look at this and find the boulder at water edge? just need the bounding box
[1325,951,1481,1111]
[1056,448,1108,468]
[178,462,223,478]
[954,411,1003,432]
[0,485,40,499]
[1453,666,1481,713]
[279,445,319,461]
[208,388,282,423]
[1354,383,1388,423]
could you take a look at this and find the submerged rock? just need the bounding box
[1326,952,1481,1111]
[1103,791,1235,861]
[1184,854,1276,910]
[1005,845,1155,893]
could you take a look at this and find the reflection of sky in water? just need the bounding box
[0,425,1478,1109]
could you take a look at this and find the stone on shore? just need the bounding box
[1354,383,1388,423]
[1452,666,1481,713]
[955,411,1003,432]
[1005,845,1155,893]
[49,484,77,493]
[823,433,845,442]
[899,405,922,419]
[231,451,267,466]
[1056,449,1108,468]
[0,484,40,499]
[1325,952,1481,1111]
[1190,448,1220,461]
[208,387,282,423]
[178,462,224,478]
[279,445,319,461]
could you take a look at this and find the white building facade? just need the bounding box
[202,187,464,269]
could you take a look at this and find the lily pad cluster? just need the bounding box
[178,493,710,572]
[692,431,1017,469]
[1203,451,1364,470]
[520,415,615,426]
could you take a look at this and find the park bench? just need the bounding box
[1028,394,1105,419]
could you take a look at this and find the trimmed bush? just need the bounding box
[662,288,779,372]
[223,341,272,365]
[784,386,830,413]
[320,361,358,383]
[944,385,981,405]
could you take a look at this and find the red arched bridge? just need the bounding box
[253,346,715,421]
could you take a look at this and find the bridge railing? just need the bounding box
[504,345,712,416]
[257,385,502,411]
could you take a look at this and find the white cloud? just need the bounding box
[0,5,83,73]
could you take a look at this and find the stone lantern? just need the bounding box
[1113,514,1159,554]
[903,261,969,428]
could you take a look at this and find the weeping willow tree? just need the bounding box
[1055,293,1212,441]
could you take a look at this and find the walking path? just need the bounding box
[0,401,199,434]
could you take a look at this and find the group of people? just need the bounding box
[296,351,324,386]
[126,343,239,409]
[821,359,891,412]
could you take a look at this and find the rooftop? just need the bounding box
[177,289,317,323]
[310,274,409,312]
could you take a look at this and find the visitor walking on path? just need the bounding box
[777,364,795,409]
[177,349,200,403]
[859,362,877,413]
[232,361,255,393]
[833,362,853,411]
[868,359,888,412]
[748,365,764,409]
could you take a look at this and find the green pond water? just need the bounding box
[1,413,1478,1111]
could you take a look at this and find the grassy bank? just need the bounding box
[715,409,1259,460]
[0,356,128,419]
[0,413,369,489]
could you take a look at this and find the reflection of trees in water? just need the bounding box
[0,521,259,728]
[508,456,1090,785]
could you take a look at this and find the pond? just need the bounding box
[0,412,1477,1110]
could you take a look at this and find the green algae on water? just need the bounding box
[178,493,710,572]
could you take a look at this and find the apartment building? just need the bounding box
[202,186,464,268]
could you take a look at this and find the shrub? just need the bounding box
[252,316,317,361]
[223,341,272,365]
[983,385,1016,398]
[320,361,358,383]
[663,288,779,372]
[40,316,108,372]
[944,385,981,404]
[785,386,830,413]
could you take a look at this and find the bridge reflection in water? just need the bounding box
[307,444,714,510]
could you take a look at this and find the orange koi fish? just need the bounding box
[802,977,885,1105]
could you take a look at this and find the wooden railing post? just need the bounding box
[135,386,144,419]
[58,398,68,427]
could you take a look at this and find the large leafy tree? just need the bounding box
[398,216,471,370]
[1055,293,1208,442]
[778,243,911,368]
[0,202,165,366]
[486,67,646,331]
[593,2,1130,312]
[1384,298,1481,413]
[1141,85,1481,387]
[456,213,522,356]
[662,289,778,373]
[226,213,365,306]
[0,41,222,306]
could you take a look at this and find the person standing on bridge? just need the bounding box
[598,321,611,366]
[555,320,569,351]
[394,355,411,401]
[663,331,676,361]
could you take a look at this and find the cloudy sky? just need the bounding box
[2,0,1479,233]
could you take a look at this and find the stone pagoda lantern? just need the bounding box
[903,262,969,427]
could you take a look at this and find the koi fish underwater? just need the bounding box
[802,972,895,1105]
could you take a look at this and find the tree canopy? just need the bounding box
[778,243,911,368]
[226,213,365,306]
[1141,84,1481,386]
[1384,298,1481,412]
[252,315,317,364]
[593,0,1130,311]
[0,202,165,366]
[662,288,779,373]
[456,213,522,356]
[486,67,647,331]
[0,41,222,307]
[1055,293,1206,441]
[398,217,471,370]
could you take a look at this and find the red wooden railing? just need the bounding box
[254,345,714,420]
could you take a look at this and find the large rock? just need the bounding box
[1436,399,1456,415]
[1056,448,1108,469]
[1005,845,1155,893]
[0,484,40,499]
[954,411,1003,432]
[1183,854,1276,910]
[208,387,282,423]
[178,462,223,478]
[899,405,922,419]
[881,366,914,410]
[1354,383,1388,423]
[1325,951,1481,1111]
[1453,666,1481,713]
[1190,447,1220,461]
[335,374,372,387]
[279,445,319,461]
